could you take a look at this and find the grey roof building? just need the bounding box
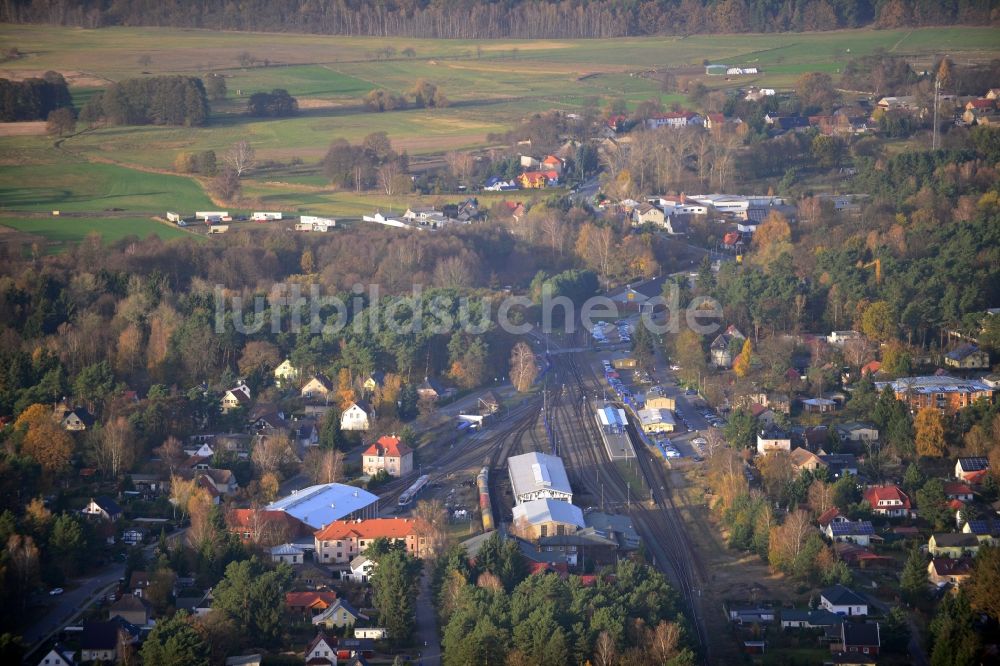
[507,452,572,505]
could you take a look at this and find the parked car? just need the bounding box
[49,588,64,596]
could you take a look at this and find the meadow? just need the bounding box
[1,23,998,245]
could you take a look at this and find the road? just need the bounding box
[23,528,186,660]
[414,568,441,665]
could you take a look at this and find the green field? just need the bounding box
[0,158,214,213]
[1,23,999,242]
[0,215,194,246]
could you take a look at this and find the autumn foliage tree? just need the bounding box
[732,338,752,378]
[16,404,73,475]
[509,342,539,393]
[914,407,946,458]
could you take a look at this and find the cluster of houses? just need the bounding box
[363,198,482,231]
[484,153,565,191]
[726,584,881,660]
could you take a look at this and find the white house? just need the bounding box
[340,401,374,431]
[221,382,252,413]
[303,632,337,666]
[269,543,305,565]
[273,359,299,386]
[301,374,333,400]
[756,430,792,455]
[295,215,335,232]
[37,644,75,666]
[507,452,573,505]
[347,554,376,583]
[820,585,868,617]
[312,598,368,629]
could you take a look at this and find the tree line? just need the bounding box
[2,0,996,38]
[0,71,72,121]
[80,75,209,126]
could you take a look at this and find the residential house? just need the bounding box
[860,360,882,377]
[36,644,76,666]
[312,598,368,629]
[955,457,990,483]
[362,371,385,393]
[726,604,776,624]
[129,571,151,597]
[943,482,974,502]
[286,591,338,616]
[863,486,912,518]
[876,96,918,112]
[663,213,691,235]
[79,619,138,663]
[109,595,152,626]
[507,451,573,504]
[928,533,981,558]
[518,171,548,189]
[825,521,874,547]
[347,554,376,583]
[633,203,666,227]
[646,112,703,129]
[836,423,879,443]
[303,631,338,666]
[874,376,994,414]
[221,382,252,413]
[541,155,563,174]
[789,447,826,474]
[928,557,975,587]
[834,622,880,657]
[962,519,1000,546]
[710,325,746,368]
[781,609,843,629]
[122,527,145,546]
[270,543,305,565]
[802,397,837,414]
[301,374,334,400]
[944,344,990,369]
[61,407,95,431]
[294,562,336,590]
[817,507,847,529]
[819,453,858,478]
[314,517,426,565]
[82,496,122,522]
[820,585,869,617]
[340,401,374,431]
[362,435,413,478]
[965,98,995,112]
[757,429,792,455]
[274,359,300,387]
[511,498,585,540]
[417,376,450,401]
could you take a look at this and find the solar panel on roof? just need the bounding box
[960,457,989,472]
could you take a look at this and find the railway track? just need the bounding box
[550,352,709,658]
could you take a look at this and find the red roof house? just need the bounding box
[863,485,912,518]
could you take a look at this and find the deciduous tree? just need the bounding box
[509,342,538,393]
[914,407,946,458]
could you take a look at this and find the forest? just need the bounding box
[79,75,209,127]
[1,0,996,38]
[0,71,72,121]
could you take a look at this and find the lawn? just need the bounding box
[0,161,214,213]
[0,215,194,245]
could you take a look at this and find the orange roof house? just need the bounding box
[286,591,338,615]
[313,517,427,564]
[518,172,547,189]
[863,485,912,518]
[362,435,413,478]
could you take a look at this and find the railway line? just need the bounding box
[549,352,709,658]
